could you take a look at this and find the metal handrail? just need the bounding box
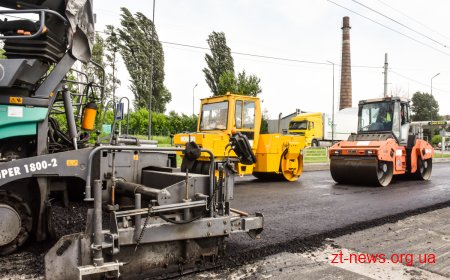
[0,9,68,40]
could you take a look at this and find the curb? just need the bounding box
[303,162,330,172]
[303,157,450,172]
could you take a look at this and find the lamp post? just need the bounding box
[326,60,335,143]
[430,73,440,121]
[192,83,198,116]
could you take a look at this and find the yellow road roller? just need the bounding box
[174,93,306,181]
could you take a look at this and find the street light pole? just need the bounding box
[431,73,440,96]
[192,84,198,116]
[327,60,335,143]
[430,72,440,121]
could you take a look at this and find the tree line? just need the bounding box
[84,7,263,135]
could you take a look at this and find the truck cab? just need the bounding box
[288,112,324,146]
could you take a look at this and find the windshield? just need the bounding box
[200,101,229,130]
[358,101,393,132]
[289,120,308,130]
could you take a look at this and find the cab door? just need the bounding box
[235,100,256,148]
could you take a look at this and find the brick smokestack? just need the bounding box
[339,16,352,110]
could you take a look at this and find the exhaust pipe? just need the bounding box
[278,113,282,134]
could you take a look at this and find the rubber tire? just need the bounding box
[414,157,432,180]
[0,191,33,255]
[376,161,394,187]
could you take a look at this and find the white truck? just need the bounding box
[288,108,358,146]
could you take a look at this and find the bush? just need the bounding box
[431,135,442,146]
[102,108,197,136]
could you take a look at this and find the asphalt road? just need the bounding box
[225,162,450,255]
[3,163,450,279]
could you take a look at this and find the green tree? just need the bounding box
[118,7,171,112]
[0,48,5,59]
[129,108,149,135]
[203,32,234,95]
[151,112,168,135]
[204,31,261,96]
[217,71,237,95]
[236,70,262,96]
[431,135,442,146]
[104,25,121,101]
[83,33,105,85]
[411,92,440,121]
[180,114,197,132]
[260,108,269,133]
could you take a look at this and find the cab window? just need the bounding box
[243,101,255,129]
[235,100,243,129]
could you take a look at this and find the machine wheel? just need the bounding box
[414,157,432,180]
[280,152,303,182]
[253,152,303,182]
[376,161,394,187]
[330,157,393,187]
[0,191,33,255]
[311,139,319,147]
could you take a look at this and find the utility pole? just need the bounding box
[192,84,197,116]
[148,0,156,140]
[111,30,119,135]
[383,53,388,97]
[326,60,335,143]
[430,72,440,121]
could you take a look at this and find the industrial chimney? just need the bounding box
[339,16,352,110]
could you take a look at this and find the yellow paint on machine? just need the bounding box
[9,96,23,104]
[174,93,306,182]
[66,160,79,167]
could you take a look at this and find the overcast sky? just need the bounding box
[93,0,450,118]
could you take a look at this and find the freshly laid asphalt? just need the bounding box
[2,162,450,279]
[228,162,450,249]
[183,160,450,279]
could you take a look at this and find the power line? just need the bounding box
[326,0,450,58]
[391,70,450,94]
[162,41,328,66]
[350,0,448,49]
[161,40,381,69]
[375,0,450,42]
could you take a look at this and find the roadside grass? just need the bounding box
[134,135,172,145]
[434,152,450,158]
